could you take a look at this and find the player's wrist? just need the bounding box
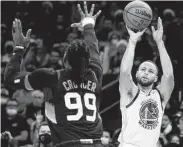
[129,37,137,46]
[13,46,25,55]
[81,17,95,27]
[156,40,164,48]
[156,40,163,45]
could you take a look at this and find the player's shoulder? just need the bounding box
[56,68,70,80]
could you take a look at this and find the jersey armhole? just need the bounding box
[126,89,140,108]
[155,88,164,110]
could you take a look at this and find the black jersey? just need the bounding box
[44,68,102,144]
[4,24,103,145]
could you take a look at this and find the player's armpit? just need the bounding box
[89,61,103,85]
[119,73,138,107]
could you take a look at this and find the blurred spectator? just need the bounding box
[25,90,45,127]
[101,129,115,147]
[1,23,9,55]
[32,122,53,147]
[66,32,78,43]
[1,61,7,84]
[2,40,14,63]
[178,114,183,146]
[1,87,10,117]
[102,31,127,75]
[1,131,19,147]
[161,114,180,142]
[22,38,50,70]
[44,48,63,70]
[1,99,29,146]
[112,128,121,145]
[167,134,181,146]
[163,8,180,61]
[97,17,113,41]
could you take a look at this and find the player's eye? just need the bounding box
[149,70,154,73]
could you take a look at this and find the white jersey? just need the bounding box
[118,89,164,147]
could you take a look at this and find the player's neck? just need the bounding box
[138,84,153,95]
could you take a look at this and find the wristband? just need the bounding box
[15,46,24,50]
[13,46,24,55]
[81,17,95,27]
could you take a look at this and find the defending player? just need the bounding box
[118,17,174,147]
[4,2,104,147]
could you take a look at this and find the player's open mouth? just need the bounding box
[142,77,148,80]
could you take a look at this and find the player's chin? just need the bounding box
[139,80,152,87]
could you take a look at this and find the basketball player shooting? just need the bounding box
[118,17,174,147]
[4,1,104,147]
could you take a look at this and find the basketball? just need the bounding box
[123,0,153,31]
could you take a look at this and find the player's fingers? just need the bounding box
[89,4,95,16]
[15,18,19,33]
[151,26,155,32]
[12,21,15,35]
[159,17,163,30]
[77,4,85,18]
[141,28,147,34]
[17,19,22,33]
[71,23,81,28]
[125,25,132,33]
[84,1,88,16]
[157,17,161,29]
[94,10,101,19]
[26,29,32,39]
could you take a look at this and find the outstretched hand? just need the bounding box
[12,18,31,48]
[71,1,101,29]
[151,17,163,43]
[126,26,146,44]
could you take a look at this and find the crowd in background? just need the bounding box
[1,1,183,147]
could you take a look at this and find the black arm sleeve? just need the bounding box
[4,50,58,90]
[83,24,103,85]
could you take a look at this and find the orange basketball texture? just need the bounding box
[123,0,153,31]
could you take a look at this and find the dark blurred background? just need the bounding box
[1,1,183,147]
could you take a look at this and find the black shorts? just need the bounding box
[54,139,104,147]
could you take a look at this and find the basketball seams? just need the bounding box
[124,10,152,22]
[125,10,142,29]
[125,6,152,21]
[126,6,152,13]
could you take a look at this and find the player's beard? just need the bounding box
[136,76,154,87]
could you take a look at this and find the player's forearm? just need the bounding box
[4,49,24,84]
[84,24,100,59]
[20,47,36,71]
[120,39,136,75]
[157,41,174,77]
[13,131,28,141]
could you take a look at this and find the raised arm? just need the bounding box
[71,1,102,84]
[119,27,146,107]
[4,19,58,91]
[152,17,174,104]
